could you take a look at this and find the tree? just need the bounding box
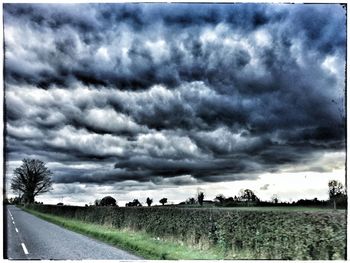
[132,199,142,206]
[159,198,167,206]
[186,197,196,205]
[126,199,142,207]
[100,196,117,206]
[94,199,101,206]
[146,197,153,207]
[271,194,279,204]
[197,191,204,206]
[8,197,21,205]
[328,180,345,209]
[214,194,225,205]
[239,189,259,203]
[11,159,53,204]
[226,197,234,203]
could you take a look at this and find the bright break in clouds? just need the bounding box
[4,4,346,204]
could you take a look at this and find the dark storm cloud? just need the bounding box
[4,4,346,187]
[5,4,345,91]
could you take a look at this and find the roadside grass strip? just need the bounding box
[22,208,226,260]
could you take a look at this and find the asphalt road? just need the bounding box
[5,205,142,260]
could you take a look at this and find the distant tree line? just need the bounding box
[7,179,347,210]
[90,196,169,207]
[4,197,44,205]
[6,158,346,210]
[208,181,347,209]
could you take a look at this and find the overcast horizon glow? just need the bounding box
[4,3,346,206]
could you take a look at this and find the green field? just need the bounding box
[23,204,347,260]
[177,205,340,212]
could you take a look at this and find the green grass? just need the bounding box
[22,207,229,260]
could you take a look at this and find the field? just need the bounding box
[176,205,337,212]
[24,204,346,260]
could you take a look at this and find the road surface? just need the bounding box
[5,205,142,260]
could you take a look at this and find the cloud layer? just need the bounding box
[4,4,346,196]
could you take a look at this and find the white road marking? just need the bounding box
[12,221,15,225]
[15,228,19,233]
[21,243,29,255]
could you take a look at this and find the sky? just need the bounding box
[3,3,346,206]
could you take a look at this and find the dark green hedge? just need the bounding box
[25,204,346,259]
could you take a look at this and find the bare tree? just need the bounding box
[11,159,53,204]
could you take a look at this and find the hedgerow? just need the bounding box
[25,204,346,260]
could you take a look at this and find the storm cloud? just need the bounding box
[4,4,346,194]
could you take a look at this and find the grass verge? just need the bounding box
[22,207,227,260]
